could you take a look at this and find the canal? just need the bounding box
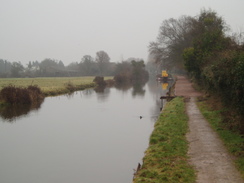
[0,80,171,183]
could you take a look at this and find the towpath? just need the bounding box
[175,76,244,183]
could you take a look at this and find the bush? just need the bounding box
[0,85,43,105]
[93,76,106,86]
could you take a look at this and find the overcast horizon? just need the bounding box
[1,0,244,66]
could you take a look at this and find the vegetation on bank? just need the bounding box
[197,98,244,177]
[149,8,244,134]
[0,76,114,121]
[0,85,44,105]
[0,84,45,121]
[0,57,150,95]
[0,77,107,96]
[114,60,149,85]
[182,10,244,130]
[133,97,196,183]
[0,77,106,107]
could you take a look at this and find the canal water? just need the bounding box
[0,80,171,183]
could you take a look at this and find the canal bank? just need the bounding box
[0,77,113,109]
[133,97,196,183]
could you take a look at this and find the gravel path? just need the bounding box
[175,76,244,183]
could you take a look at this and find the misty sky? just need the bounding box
[1,0,244,65]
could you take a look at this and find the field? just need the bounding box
[0,77,112,96]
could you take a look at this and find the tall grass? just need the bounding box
[133,97,196,183]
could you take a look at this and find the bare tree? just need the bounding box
[148,15,195,70]
[80,55,97,76]
[11,61,24,77]
[95,51,110,76]
[231,29,244,46]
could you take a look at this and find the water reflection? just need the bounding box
[94,85,106,93]
[132,82,146,97]
[65,92,76,99]
[0,80,173,123]
[147,78,175,112]
[95,87,111,102]
[0,99,44,122]
[82,88,94,96]
[94,81,147,100]
[162,82,169,90]
[0,79,174,183]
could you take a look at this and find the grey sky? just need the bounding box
[1,0,244,65]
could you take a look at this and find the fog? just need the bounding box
[1,0,244,65]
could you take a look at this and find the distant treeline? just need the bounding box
[149,9,244,130]
[0,50,147,78]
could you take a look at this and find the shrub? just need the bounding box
[0,85,43,105]
[93,76,106,86]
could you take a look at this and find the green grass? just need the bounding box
[197,100,244,178]
[0,77,112,96]
[133,97,196,183]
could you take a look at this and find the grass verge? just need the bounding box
[133,97,196,183]
[197,99,244,178]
